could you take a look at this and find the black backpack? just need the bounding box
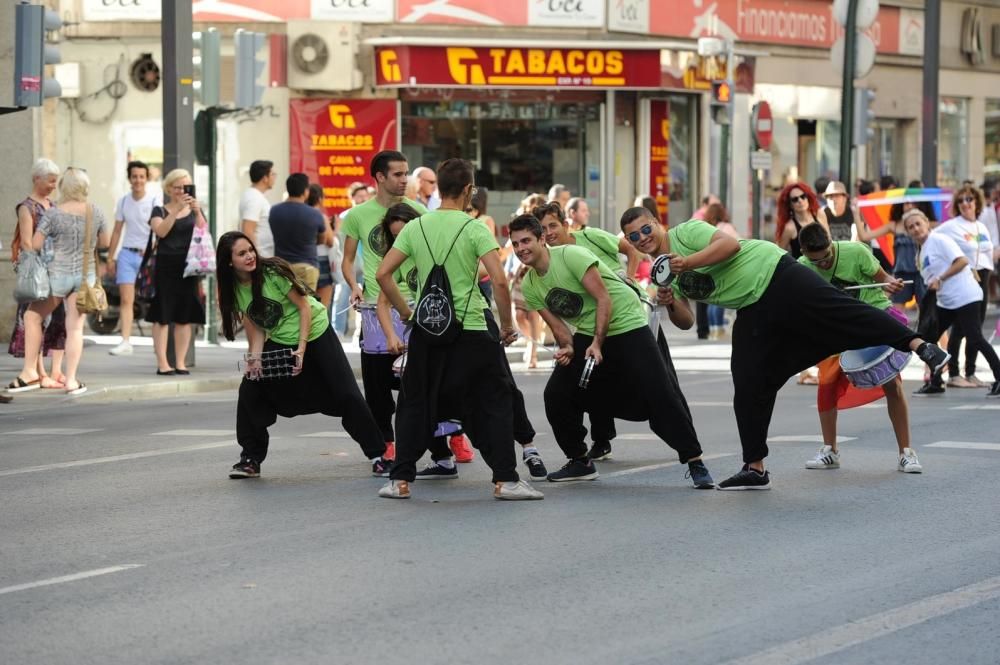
[414,218,475,345]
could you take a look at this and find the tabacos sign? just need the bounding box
[289,99,398,218]
[375,46,661,89]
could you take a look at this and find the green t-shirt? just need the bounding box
[668,220,785,309]
[571,227,623,272]
[342,197,427,303]
[235,270,328,345]
[522,245,648,337]
[393,209,497,331]
[797,241,890,310]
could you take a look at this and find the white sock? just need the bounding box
[522,446,539,457]
[436,458,456,469]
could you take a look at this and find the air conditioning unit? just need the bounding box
[287,21,362,92]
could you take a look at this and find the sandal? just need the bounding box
[6,376,40,393]
[40,376,65,389]
[65,381,87,396]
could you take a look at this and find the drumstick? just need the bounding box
[843,280,914,291]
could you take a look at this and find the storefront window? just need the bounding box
[939,97,968,187]
[401,98,600,221]
[986,99,1000,179]
[667,94,698,222]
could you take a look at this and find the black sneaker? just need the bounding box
[547,458,599,482]
[988,381,1000,398]
[229,458,260,479]
[912,383,945,396]
[917,343,950,373]
[685,460,715,489]
[523,453,548,480]
[587,440,613,461]
[372,457,393,477]
[415,462,458,479]
[717,464,770,491]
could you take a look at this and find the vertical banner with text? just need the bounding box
[289,99,399,219]
[649,100,670,226]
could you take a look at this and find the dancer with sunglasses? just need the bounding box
[509,214,715,488]
[796,223,923,472]
[621,206,951,490]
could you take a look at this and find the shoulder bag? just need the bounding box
[13,249,50,303]
[76,204,109,315]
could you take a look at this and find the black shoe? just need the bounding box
[685,460,715,489]
[587,440,613,461]
[717,464,770,491]
[912,382,945,396]
[917,343,950,373]
[229,458,260,479]
[415,462,458,479]
[523,453,548,480]
[988,381,1000,398]
[547,458,599,482]
[372,457,393,477]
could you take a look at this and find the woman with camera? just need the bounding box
[145,169,206,375]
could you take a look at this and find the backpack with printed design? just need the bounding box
[414,218,474,345]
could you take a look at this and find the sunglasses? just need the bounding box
[789,194,808,203]
[807,249,834,265]
[959,196,976,204]
[627,224,654,243]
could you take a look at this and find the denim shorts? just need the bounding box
[50,271,95,298]
[115,247,145,285]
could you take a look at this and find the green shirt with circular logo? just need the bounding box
[522,245,647,337]
[235,270,328,345]
[342,197,427,303]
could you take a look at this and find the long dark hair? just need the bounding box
[216,230,309,341]
[380,203,421,251]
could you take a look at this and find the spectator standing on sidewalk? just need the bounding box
[566,197,590,231]
[7,167,109,396]
[7,158,66,392]
[333,182,369,337]
[239,160,276,258]
[935,185,995,388]
[106,160,162,357]
[412,166,441,210]
[547,184,571,211]
[146,169,206,376]
[270,173,326,292]
[306,183,336,310]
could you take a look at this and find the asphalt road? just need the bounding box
[2,369,999,665]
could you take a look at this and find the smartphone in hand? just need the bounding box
[183,184,196,198]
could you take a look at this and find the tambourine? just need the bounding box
[650,254,676,288]
[239,348,297,381]
[579,356,596,389]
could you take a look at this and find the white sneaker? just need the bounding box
[494,480,544,500]
[109,341,133,356]
[898,448,923,473]
[378,480,410,499]
[805,445,840,469]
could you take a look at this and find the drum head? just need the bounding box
[839,345,894,371]
[651,255,675,287]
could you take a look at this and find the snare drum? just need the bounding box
[839,345,911,389]
[360,304,410,354]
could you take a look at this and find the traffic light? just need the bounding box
[192,27,221,107]
[234,29,267,109]
[710,80,732,124]
[13,2,62,107]
[853,88,876,146]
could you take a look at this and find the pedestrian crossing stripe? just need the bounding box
[949,405,1000,410]
[5,428,103,435]
[767,435,857,443]
[300,432,352,438]
[151,429,234,436]
[925,441,1000,451]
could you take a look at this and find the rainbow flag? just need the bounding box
[856,188,953,266]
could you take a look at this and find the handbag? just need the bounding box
[13,249,50,303]
[183,223,216,278]
[135,230,157,300]
[76,204,109,315]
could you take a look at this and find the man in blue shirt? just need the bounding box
[270,173,327,290]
